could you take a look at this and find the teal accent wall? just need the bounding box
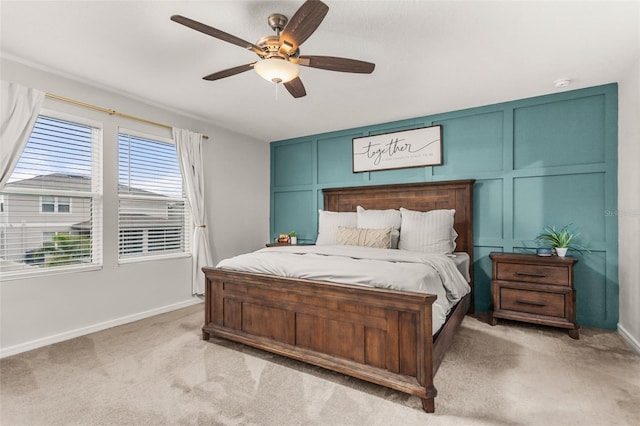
[270,84,619,330]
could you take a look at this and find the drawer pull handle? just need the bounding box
[515,271,547,277]
[516,300,547,307]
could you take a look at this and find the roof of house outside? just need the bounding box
[5,173,162,196]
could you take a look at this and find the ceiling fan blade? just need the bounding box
[284,77,307,98]
[279,0,329,54]
[298,56,375,74]
[203,63,255,81]
[171,15,266,57]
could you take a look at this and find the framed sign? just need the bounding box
[352,125,442,173]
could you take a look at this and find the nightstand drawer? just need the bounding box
[496,263,570,286]
[500,288,565,318]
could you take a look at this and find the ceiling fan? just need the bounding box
[170,0,375,98]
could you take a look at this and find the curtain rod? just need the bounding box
[45,93,209,140]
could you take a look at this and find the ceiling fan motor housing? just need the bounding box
[258,14,299,59]
[257,35,283,57]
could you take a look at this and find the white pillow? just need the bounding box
[356,206,401,248]
[336,226,392,249]
[315,210,357,245]
[398,208,457,254]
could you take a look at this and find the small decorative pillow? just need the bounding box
[398,208,457,254]
[356,206,401,248]
[336,226,392,249]
[315,210,358,245]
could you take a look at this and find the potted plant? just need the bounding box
[289,231,298,245]
[535,225,587,257]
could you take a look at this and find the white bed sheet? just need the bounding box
[450,252,471,282]
[216,245,471,335]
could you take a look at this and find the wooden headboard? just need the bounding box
[323,179,475,295]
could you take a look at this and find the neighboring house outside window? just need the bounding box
[41,196,55,213]
[40,196,71,213]
[42,231,56,243]
[0,112,102,277]
[117,130,190,261]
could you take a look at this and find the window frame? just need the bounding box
[0,109,103,280]
[39,195,72,214]
[117,128,190,264]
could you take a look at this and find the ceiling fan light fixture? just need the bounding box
[254,58,299,83]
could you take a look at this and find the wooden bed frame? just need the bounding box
[202,179,475,412]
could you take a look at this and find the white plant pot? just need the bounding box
[290,236,297,245]
[555,247,568,257]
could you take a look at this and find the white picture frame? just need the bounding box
[352,125,442,173]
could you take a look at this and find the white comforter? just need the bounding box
[216,245,471,335]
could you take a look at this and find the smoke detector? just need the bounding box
[554,79,571,89]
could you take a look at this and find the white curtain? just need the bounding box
[173,128,214,295]
[0,81,45,190]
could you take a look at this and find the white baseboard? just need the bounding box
[618,323,640,355]
[0,298,203,359]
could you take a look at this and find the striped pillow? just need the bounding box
[356,206,401,248]
[315,210,358,245]
[398,208,457,254]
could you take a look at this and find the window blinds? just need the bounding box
[0,115,102,277]
[117,131,190,260]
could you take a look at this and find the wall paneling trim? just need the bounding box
[270,84,618,329]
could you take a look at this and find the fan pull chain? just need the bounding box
[275,82,279,100]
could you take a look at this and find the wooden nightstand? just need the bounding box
[490,252,579,339]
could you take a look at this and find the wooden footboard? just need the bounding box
[202,267,443,411]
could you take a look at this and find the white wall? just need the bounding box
[618,56,640,353]
[0,58,270,357]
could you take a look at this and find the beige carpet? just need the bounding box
[1,303,639,426]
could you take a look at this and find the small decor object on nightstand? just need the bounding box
[277,233,290,244]
[289,231,298,245]
[536,247,553,257]
[490,252,580,339]
[535,224,588,258]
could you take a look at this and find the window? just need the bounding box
[148,228,182,252]
[40,196,71,213]
[0,112,102,277]
[118,130,189,261]
[41,196,55,212]
[119,229,143,255]
[58,197,71,213]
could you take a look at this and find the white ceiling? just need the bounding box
[1,1,639,142]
